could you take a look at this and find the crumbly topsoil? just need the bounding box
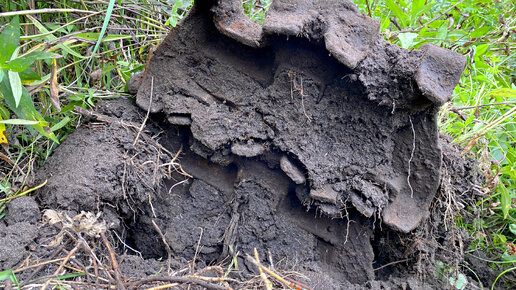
[0,98,487,289]
[137,0,466,234]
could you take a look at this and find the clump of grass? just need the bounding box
[0,0,181,214]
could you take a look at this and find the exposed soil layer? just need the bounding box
[136,0,466,233]
[0,98,490,289]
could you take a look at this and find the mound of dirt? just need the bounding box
[0,97,485,289]
[136,0,465,233]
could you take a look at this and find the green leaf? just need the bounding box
[6,51,55,72]
[410,0,425,24]
[501,251,516,262]
[8,70,22,107]
[19,67,41,82]
[0,119,40,125]
[0,70,4,83]
[509,224,516,236]
[0,77,59,143]
[385,0,408,28]
[398,32,418,49]
[500,183,511,219]
[0,17,20,64]
[0,103,10,120]
[475,44,490,57]
[50,116,71,131]
[0,269,19,286]
[172,0,183,13]
[490,88,516,99]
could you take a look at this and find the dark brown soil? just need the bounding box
[0,98,485,289]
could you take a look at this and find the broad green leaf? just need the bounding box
[509,224,516,236]
[471,26,490,38]
[410,0,425,24]
[380,17,391,31]
[436,21,448,43]
[172,0,183,13]
[413,3,436,23]
[502,251,516,262]
[475,44,490,57]
[19,67,41,83]
[0,78,59,142]
[385,0,408,27]
[0,70,4,83]
[500,183,511,219]
[6,51,55,72]
[398,32,418,49]
[0,119,40,125]
[8,70,22,107]
[0,17,20,64]
[0,269,19,286]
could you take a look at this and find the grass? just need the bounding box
[0,0,515,288]
[0,0,174,210]
[352,0,516,286]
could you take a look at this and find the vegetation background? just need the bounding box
[0,0,514,288]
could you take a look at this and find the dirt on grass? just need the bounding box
[0,0,496,289]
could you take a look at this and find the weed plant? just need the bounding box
[353,0,516,286]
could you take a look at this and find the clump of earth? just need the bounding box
[0,0,494,289]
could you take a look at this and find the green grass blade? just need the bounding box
[86,0,115,69]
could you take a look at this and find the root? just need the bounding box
[407,116,416,198]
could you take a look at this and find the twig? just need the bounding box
[0,179,47,203]
[128,276,230,290]
[151,220,173,275]
[450,101,516,111]
[373,258,409,271]
[74,106,140,129]
[254,249,272,290]
[14,258,66,273]
[19,240,70,284]
[365,0,372,17]
[41,243,80,290]
[0,151,14,165]
[192,227,204,273]
[133,76,154,146]
[246,253,312,290]
[100,232,126,290]
[414,0,465,32]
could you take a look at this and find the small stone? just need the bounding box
[127,72,144,94]
[349,192,375,218]
[168,115,192,126]
[310,185,338,204]
[280,156,306,184]
[231,142,264,157]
